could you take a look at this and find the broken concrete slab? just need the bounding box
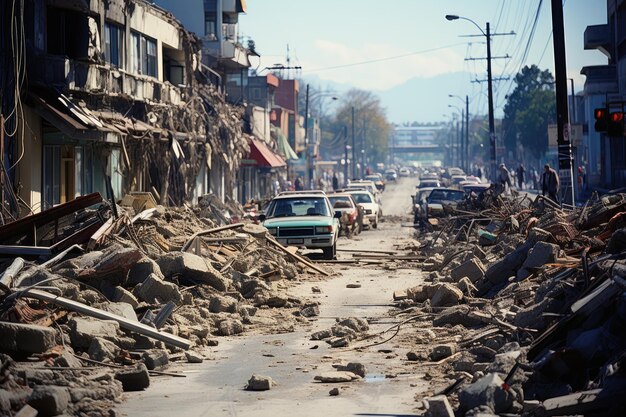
[433,305,484,328]
[218,319,244,336]
[208,294,238,313]
[68,317,120,349]
[458,372,514,414]
[334,362,366,377]
[88,338,120,363]
[185,350,204,363]
[111,286,139,308]
[516,241,560,280]
[127,257,164,287]
[141,349,169,370]
[115,364,150,391]
[0,322,57,355]
[451,258,485,283]
[157,252,228,291]
[424,395,455,417]
[28,385,70,416]
[314,371,361,383]
[134,273,183,305]
[245,374,275,391]
[431,283,463,307]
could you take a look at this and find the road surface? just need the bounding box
[117,177,429,417]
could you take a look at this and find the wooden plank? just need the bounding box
[87,217,114,250]
[181,223,245,252]
[266,237,330,276]
[337,248,399,255]
[24,289,191,350]
[0,257,24,291]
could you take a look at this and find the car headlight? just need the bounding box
[315,226,333,234]
[267,227,277,235]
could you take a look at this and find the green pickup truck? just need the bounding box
[261,193,341,260]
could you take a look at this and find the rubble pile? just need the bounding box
[0,192,324,416]
[397,193,626,416]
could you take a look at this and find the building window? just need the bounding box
[130,32,158,78]
[104,22,123,67]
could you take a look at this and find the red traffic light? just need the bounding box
[595,108,607,120]
[611,112,624,122]
[594,108,609,132]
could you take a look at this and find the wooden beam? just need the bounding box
[181,223,245,252]
[266,237,330,276]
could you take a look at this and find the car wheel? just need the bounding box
[323,244,336,260]
[372,214,378,229]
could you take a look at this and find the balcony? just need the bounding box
[34,55,182,105]
[584,24,612,58]
[203,40,250,70]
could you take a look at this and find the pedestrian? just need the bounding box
[541,163,560,203]
[294,176,303,191]
[332,173,339,191]
[530,169,539,190]
[516,164,526,189]
[476,166,483,180]
[498,163,512,194]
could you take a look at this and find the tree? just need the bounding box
[321,89,391,165]
[502,65,556,161]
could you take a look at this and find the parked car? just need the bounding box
[328,193,362,237]
[449,175,468,189]
[417,179,441,189]
[423,188,466,219]
[365,174,385,192]
[398,167,411,177]
[344,189,380,229]
[261,193,341,260]
[412,187,437,221]
[346,180,380,197]
[384,169,398,181]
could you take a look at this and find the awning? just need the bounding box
[244,139,286,168]
[272,127,298,160]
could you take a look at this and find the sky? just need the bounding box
[239,0,609,122]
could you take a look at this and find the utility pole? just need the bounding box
[551,0,575,206]
[456,115,460,168]
[465,95,470,174]
[351,106,356,179]
[362,117,366,177]
[304,84,310,189]
[343,127,349,186]
[486,22,497,184]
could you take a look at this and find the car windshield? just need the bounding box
[329,196,353,208]
[427,190,465,203]
[365,176,379,181]
[268,197,331,218]
[352,193,372,204]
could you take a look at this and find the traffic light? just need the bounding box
[594,108,608,132]
[608,111,625,137]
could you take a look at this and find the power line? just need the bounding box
[306,42,469,72]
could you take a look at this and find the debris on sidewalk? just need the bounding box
[388,192,626,416]
[0,192,325,416]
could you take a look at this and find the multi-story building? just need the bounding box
[0,0,250,214]
[582,0,626,187]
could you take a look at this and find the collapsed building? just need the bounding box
[0,0,294,220]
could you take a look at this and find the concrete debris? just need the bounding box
[424,395,455,417]
[0,194,321,415]
[245,374,275,391]
[314,371,361,383]
[399,192,626,416]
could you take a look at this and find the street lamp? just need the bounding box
[446,14,496,183]
[448,104,463,169]
[304,86,339,189]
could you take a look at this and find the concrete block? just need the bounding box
[459,373,513,413]
[484,241,533,286]
[516,241,560,280]
[433,305,484,328]
[111,286,139,308]
[451,258,485,283]
[98,302,138,321]
[218,319,244,336]
[208,294,238,313]
[127,257,163,287]
[68,317,119,349]
[0,322,57,355]
[245,374,275,390]
[429,344,456,361]
[28,386,70,416]
[115,364,150,391]
[157,252,228,291]
[141,349,169,370]
[425,395,455,417]
[88,337,120,362]
[134,273,182,305]
[430,283,463,307]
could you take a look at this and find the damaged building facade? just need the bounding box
[0,0,289,217]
